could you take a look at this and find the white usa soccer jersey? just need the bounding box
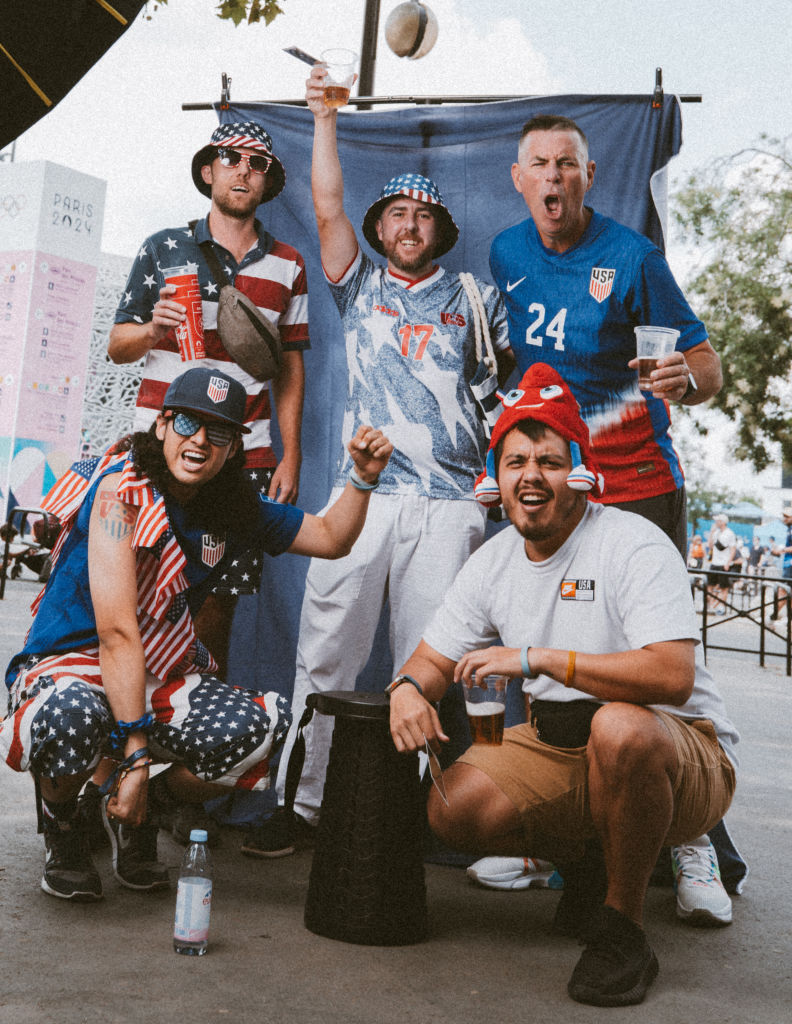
[490,211,708,503]
[329,250,510,499]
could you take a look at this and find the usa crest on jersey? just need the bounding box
[207,376,229,404]
[202,534,226,567]
[589,267,615,303]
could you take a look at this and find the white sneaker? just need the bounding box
[671,836,732,926]
[466,856,560,891]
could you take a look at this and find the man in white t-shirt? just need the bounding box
[706,513,737,613]
[387,363,738,1008]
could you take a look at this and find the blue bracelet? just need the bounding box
[108,713,154,752]
[520,646,537,679]
[98,746,152,795]
[349,467,379,491]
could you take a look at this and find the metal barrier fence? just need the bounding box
[689,568,792,675]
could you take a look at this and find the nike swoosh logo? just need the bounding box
[506,277,526,292]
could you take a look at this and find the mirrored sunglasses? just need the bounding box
[170,411,238,447]
[216,146,272,175]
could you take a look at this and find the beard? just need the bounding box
[212,184,265,220]
[381,237,436,275]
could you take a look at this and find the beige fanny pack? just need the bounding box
[194,226,283,382]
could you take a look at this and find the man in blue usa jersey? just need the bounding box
[490,113,722,556]
[489,114,744,924]
[242,63,516,857]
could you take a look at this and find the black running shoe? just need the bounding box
[567,905,659,1007]
[41,819,103,902]
[75,781,111,852]
[102,801,170,891]
[240,807,316,859]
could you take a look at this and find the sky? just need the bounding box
[5,0,791,498]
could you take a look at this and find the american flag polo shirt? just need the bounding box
[114,216,309,470]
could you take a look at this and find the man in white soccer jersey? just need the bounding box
[242,63,516,856]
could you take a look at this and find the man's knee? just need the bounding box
[427,761,520,850]
[588,703,675,776]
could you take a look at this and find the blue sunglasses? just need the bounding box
[168,410,238,447]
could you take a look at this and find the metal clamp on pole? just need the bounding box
[220,72,231,111]
[652,67,664,109]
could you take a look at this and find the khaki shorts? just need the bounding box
[458,710,735,861]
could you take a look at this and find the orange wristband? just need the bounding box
[565,650,576,688]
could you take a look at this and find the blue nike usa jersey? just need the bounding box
[490,211,708,502]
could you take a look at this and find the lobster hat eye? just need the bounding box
[473,363,605,507]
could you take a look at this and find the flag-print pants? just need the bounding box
[1,652,291,791]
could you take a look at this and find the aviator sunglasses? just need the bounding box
[168,410,238,447]
[216,146,272,175]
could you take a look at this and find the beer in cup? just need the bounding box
[634,325,679,392]
[321,48,357,108]
[463,674,508,745]
[164,266,205,361]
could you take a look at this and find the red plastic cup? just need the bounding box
[164,266,205,360]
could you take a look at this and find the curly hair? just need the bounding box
[111,425,262,537]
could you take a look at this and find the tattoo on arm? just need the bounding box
[97,490,136,542]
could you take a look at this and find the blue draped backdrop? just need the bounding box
[223,93,682,708]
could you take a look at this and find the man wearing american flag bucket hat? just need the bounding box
[108,121,309,682]
[242,65,516,857]
[0,366,392,903]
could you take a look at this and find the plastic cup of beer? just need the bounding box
[320,48,357,108]
[463,674,508,745]
[634,325,679,392]
[164,266,205,361]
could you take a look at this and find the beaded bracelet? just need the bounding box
[349,467,380,491]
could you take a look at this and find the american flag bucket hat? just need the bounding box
[191,121,286,202]
[362,172,459,258]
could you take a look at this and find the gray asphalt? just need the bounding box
[1,576,790,1024]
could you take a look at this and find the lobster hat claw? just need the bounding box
[362,172,459,258]
[474,363,604,506]
[191,121,286,203]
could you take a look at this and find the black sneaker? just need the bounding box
[102,801,170,891]
[240,807,316,859]
[171,804,222,848]
[567,905,659,1007]
[553,841,608,941]
[75,781,111,852]
[41,819,103,902]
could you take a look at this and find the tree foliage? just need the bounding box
[145,1,286,26]
[674,135,792,472]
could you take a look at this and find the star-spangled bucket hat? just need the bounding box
[473,363,604,507]
[163,367,251,433]
[191,121,286,203]
[362,172,459,258]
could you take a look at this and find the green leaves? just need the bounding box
[144,1,286,27]
[674,135,792,471]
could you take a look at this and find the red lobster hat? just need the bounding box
[474,363,605,507]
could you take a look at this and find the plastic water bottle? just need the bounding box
[173,828,213,955]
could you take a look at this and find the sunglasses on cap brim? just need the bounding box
[216,147,272,174]
[166,410,239,447]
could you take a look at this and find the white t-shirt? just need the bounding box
[424,502,739,767]
[709,525,737,568]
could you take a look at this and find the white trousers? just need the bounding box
[276,491,487,821]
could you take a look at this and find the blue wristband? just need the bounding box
[349,467,379,491]
[520,646,536,679]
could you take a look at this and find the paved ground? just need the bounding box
[1,577,790,1024]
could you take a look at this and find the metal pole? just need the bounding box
[358,0,381,109]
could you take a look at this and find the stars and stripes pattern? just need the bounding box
[30,451,207,682]
[377,172,446,208]
[208,121,274,156]
[1,658,290,790]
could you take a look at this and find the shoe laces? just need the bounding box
[674,843,719,884]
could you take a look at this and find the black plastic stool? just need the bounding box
[298,690,427,946]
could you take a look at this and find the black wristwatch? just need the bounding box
[385,674,423,697]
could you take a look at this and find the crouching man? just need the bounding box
[0,366,392,902]
[387,363,737,1007]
